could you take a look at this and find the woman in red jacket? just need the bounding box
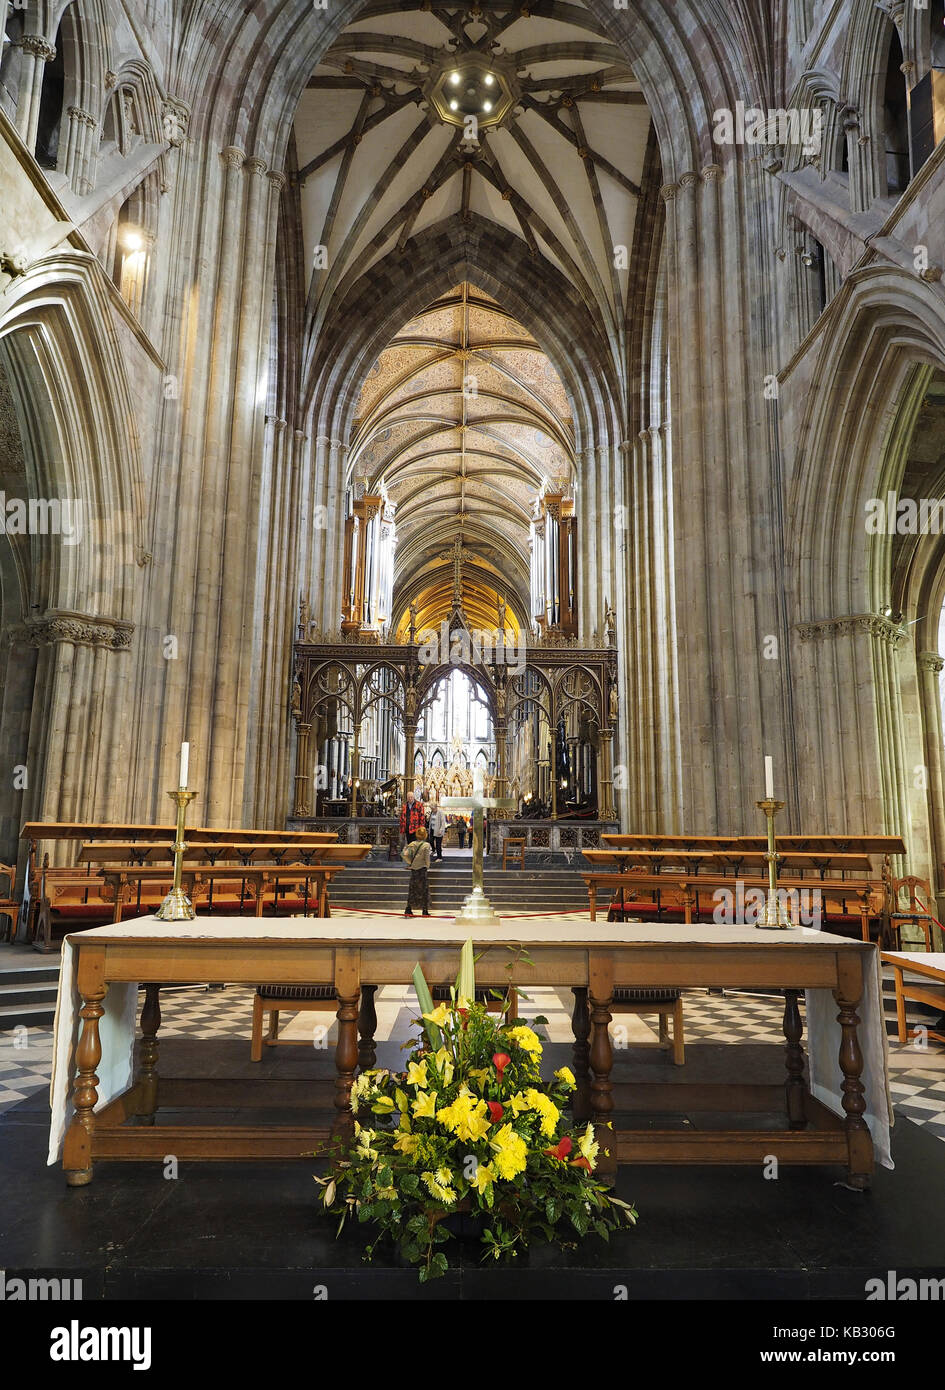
[399,791,425,843]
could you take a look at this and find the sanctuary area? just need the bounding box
[1,0,945,1331]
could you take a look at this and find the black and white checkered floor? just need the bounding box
[2,979,943,1141]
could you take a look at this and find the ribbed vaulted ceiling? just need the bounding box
[293,0,653,629]
[349,281,571,628]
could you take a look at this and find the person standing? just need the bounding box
[402,827,432,916]
[399,790,424,844]
[429,803,446,860]
[457,816,467,849]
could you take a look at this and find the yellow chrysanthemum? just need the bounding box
[412,1090,437,1119]
[524,1087,560,1138]
[406,1059,428,1089]
[579,1122,599,1168]
[421,1169,457,1204]
[436,1094,491,1143]
[470,1161,495,1194]
[355,1128,378,1161]
[506,1025,543,1057]
[490,1123,528,1180]
[554,1066,577,1090]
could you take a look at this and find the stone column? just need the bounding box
[598,728,615,820]
[403,720,417,795]
[208,153,272,821]
[918,651,945,929]
[494,722,507,799]
[16,36,56,153]
[63,107,97,195]
[293,721,311,818]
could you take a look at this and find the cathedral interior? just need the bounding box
[1,0,945,1319]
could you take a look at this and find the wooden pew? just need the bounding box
[601,833,907,855]
[581,870,885,941]
[98,865,349,922]
[582,848,875,878]
[21,822,364,950]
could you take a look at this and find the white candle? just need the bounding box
[179,741,190,789]
[764,755,774,799]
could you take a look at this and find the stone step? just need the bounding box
[0,981,59,1007]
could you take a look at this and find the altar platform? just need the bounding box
[2,1031,944,1300]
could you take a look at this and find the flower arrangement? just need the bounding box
[315,940,637,1280]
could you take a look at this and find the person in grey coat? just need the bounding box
[403,827,432,916]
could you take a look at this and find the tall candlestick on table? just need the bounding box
[757,757,789,928]
[156,749,197,919]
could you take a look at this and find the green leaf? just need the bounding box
[412,962,441,1050]
[456,937,475,1002]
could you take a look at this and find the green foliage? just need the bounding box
[315,981,639,1281]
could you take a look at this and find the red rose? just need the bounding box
[543,1136,573,1161]
[486,1101,504,1123]
[492,1052,511,1079]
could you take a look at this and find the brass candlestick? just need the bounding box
[755,797,791,929]
[155,788,198,921]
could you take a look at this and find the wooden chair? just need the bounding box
[887,877,935,952]
[611,989,685,1066]
[502,836,526,871]
[0,865,19,943]
[251,984,338,1060]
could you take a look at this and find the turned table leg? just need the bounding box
[571,986,591,1123]
[589,954,616,1186]
[332,949,361,1142]
[63,982,108,1186]
[136,984,161,1123]
[358,985,378,1071]
[835,956,873,1190]
[783,989,807,1129]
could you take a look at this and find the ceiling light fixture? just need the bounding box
[483,100,492,112]
[450,71,461,85]
[485,73,494,86]
[450,99,459,110]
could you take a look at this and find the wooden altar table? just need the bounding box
[50,918,885,1192]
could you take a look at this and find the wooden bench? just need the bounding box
[98,864,348,922]
[581,870,885,941]
[20,822,359,950]
[601,833,907,855]
[583,848,876,878]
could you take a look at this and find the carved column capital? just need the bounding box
[919,651,945,674]
[795,613,907,649]
[12,610,134,650]
[244,156,268,178]
[221,146,245,171]
[20,35,56,62]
